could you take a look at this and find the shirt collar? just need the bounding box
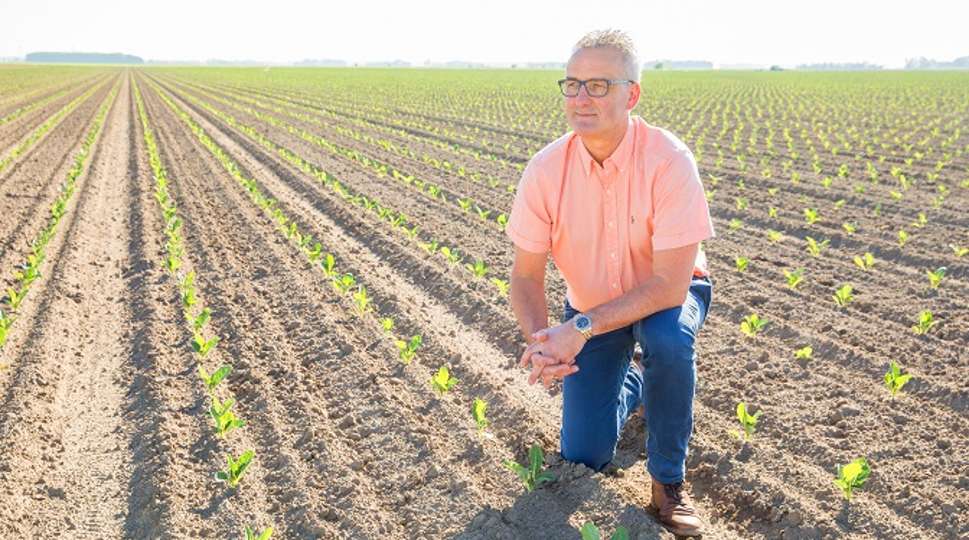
[577,115,636,177]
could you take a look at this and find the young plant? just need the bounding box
[911,310,938,335]
[883,361,912,398]
[736,402,761,440]
[734,256,749,272]
[768,206,778,219]
[833,284,854,308]
[465,259,489,279]
[491,278,510,297]
[580,522,630,540]
[766,229,783,243]
[215,449,255,488]
[805,236,829,257]
[396,334,422,364]
[198,364,231,393]
[0,309,13,348]
[439,246,462,264]
[503,444,555,493]
[949,244,968,257]
[192,307,212,334]
[192,333,220,358]
[853,252,875,271]
[332,273,356,295]
[834,457,870,501]
[926,267,946,289]
[783,268,804,289]
[244,526,273,540]
[321,253,337,277]
[352,285,371,315]
[740,314,767,337]
[209,397,246,438]
[728,218,742,231]
[472,397,489,431]
[380,317,395,334]
[430,365,458,395]
[897,229,909,248]
[794,345,813,360]
[842,222,856,235]
[803,207,819,225]
[5,286,26,311]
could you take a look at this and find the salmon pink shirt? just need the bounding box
[506,116,715,313]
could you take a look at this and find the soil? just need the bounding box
[0,70,965,539]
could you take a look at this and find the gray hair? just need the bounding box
[571,29,641,83]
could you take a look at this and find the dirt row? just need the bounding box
[0,74,108,150]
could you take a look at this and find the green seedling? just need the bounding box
[853,252,875,271]
[5,287,26,311]
[734,256,749,272]
[834,457,870,501]
[474,206,491,221]
[431,365,458,395]
[210,397,246,437]
[783,268,804,289]
[471,397,489,431]
[244,526,273,540]
[735,197,748,211]
[833,284,853,308]
[352,285,371,315]
[794,345,813,360]
[439,246,462,264]
[804,207,819,225]
[736,402,761,440]
[380,317,395,333]
[740,314,767,337]
[198,364,231,393]
[215,449,255,488]
[491,278,510,297]
[192,333,220,357]
[458,197,472,212]
[192,307,212,333]
[306,242,323,263]
[897,229,909,248]
[466,259,489,278]
[497,213,508,228]
[321,253,337,277]
[396,334,422,364]
[503,444,555,493]
[728,218,742,231]
[911,310,938,335]
[842,222,856,235]
[580,522,630,540]
[805,236,829,257]
[332,273,356,295]
[766,229,783,243]
[0,310,13,348]
[883,361,912,398]
[949,244,968,257]
[926,267,945,289]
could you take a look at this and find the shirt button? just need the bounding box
[612,283,619,289]
[610,252,616,259]
[608,221,614,227]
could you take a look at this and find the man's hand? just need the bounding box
[518,321,585,387]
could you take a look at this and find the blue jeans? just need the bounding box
[560,276,712,483]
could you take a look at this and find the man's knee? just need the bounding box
[560,423,616,471]
[635,313,696,368]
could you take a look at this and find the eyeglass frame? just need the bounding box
[557,77,636,97]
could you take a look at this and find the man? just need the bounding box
[506,29,715,537]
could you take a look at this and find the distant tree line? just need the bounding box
[25,52,143,64]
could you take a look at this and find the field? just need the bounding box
[0,64,966,539]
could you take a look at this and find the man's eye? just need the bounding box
[564,81,580,92]
[588,81,608,94]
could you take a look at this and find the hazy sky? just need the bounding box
[2,0,966,68]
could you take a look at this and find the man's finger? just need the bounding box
[527,354,559,385]
[519,342,541,368]
[543,363,579,379]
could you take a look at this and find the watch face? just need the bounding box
[576,315,591,331]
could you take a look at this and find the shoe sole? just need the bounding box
[646,503,704,538]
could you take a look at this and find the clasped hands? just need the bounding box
[518,321,587,388]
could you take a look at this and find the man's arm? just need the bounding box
[584,242,699,336]
[509,245,549,345]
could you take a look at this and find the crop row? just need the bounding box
[0,80,119,353]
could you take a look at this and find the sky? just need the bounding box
[2,0,967,68]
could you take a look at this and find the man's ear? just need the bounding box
[626,82,641,111]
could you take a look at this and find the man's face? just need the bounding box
[563,47,640,138]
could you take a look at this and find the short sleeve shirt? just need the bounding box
[505,115,715,313]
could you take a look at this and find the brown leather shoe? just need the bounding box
[647,477,704,537]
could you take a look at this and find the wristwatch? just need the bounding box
[573,314,593,340]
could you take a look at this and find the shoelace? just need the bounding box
[663,482,685,504]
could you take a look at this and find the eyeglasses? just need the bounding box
[557,78,635,97]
